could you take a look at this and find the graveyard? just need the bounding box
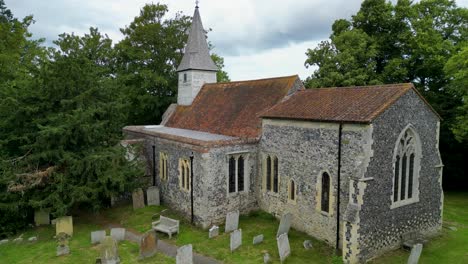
[0,192,466,263]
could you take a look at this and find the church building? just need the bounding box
[123,4,444,263]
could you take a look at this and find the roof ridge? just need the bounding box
[302,83,413,91]
[207,75,299,85]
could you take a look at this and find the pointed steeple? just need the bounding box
[177,5,218,72]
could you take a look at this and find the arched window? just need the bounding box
[227,154,247,194]
[288,179,296,201]
[159,152,168,181]
[321,172,330,213]
[264,155,279,193]
[179,158,190,191]
[266,156,271,191]
[392,127,420,207]
[228,157,236,193]
[273,157,279,193]
[238,156,244,192]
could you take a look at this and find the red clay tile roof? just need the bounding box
[260,83,440,123]
[165,75,302,138]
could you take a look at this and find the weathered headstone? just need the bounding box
[230,229,242,252]
[56,216,73,236]
[28,236,37,242]
[138,230,158,260]
[276,213,292,237]
[0,239,9,245]
[56,232,70,256]
[110,228,126,242]
[146,186,160,206]
[407,243,423,264]
[56,245,70,256]
[91,230,106,244]
[34,209,50,226]
[100,236,120,264]
[176,244,193,264]
[225,210,239,233]
[209,225,219,238]
[277,233,291,262]
[13,237,23,243]
[263,252,271,264]
[132,188,145,210]
[303,240,313,249]
[253,234,264,245]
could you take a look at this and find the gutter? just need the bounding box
[336,123,343,252]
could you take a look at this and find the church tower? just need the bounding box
[177,4,218,106]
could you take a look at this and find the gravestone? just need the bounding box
[0,239,8,245]
[91,230,106,244]
[56,245,70,256]
[277,233,291,262]
[176,244,193,264]
[138,230,158,259]
[225,210,239,233]
[303,240,313,249]
[407,243,423,264]
[56,232,70,256]
[230,229,242,252]
[34,209,50,226]
[110,228,126,242]
[146,186,160,206]
[28,236,37,242]
[100,236,120,264]
[263,252,271,263]
[132,188,145,210]
[276,213,292,237]
[253,234,264,245]
[56,216,73,236]
[209,225,219,238]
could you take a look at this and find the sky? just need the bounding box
[5,0,468,81]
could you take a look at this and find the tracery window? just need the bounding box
[159,152,168,181]
[179,158,190,191]
[228,154,246,193]
[264,154,279,193]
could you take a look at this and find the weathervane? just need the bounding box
[196,0,199,7]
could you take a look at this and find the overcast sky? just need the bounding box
[5,0,468,81]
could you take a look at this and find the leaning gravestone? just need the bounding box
[276,213,292,237]
[100,236,120,264]
[132,188,145,210]
[209,225,219,238]
[56,216,73,236]
[407,243,423,264]
[146,186,160,206]
[253,234,264,245]
[225,210,239,233]
[34,209,50,226]
[277,233,291,262]
[110,228,126,242]
[91,230,106,245]
[176,244,193,264]
[230,229,242,252]
[138,230,158,260]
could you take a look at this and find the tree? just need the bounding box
[212,53,231,82]
[304,0,468,189]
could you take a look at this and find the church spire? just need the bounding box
[177,4,218,72]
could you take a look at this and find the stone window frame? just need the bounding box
[159,152,168,181]
[226,152,250,196]
[315,170,334,216]
[262,153,280,195]
[183,73,187,83]
[178,158,191,192]
[391,124,422,209]
[287,178,297,204]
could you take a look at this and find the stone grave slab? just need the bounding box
[253,234,264,245]
[56,245,70,256]
[277,233,291,262]
[225,210,239,233]
[100,236,120,264]
[276,213,292,237]
[56,216,73,236]
[176,244,193,264]
[34,209,50,226]
[138,230,158,260]
[146,186,160,206]
[209,225,219,238]
[132,188,145,210]
[230,229,242,252]
[91,230,106,245]
[110,228,126,242]
[407,243,423,264]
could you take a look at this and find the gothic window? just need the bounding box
[183,73,187,83]
[321,172,330,213]
[288,179,296,202]
[264,154,279,193]
[179,158,190,191]
[392,127,420,207]
[227,154,247,194]
[266,156,271,191]
[159,152,168,181]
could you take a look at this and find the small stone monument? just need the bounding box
[91,230,106,244]
[34,209,50,226]
[132,188,145,209]
[253,234,264,245]
[276,213,292,237]
[277,233,291,262]
[146,186,160,206]
[56,232,70,256]
[56,216,73,236]
[407,243,423,264]
[138,230,158,259]
[230,229,242,252]
[28,236,37,243]
[263,252,271,263]
[303,240,313,249]
[0,239,9,245]
[110,228,126,242]
[100,236,120,264]
[225,210,239,233]
[176,244,193,264]
[209,225,219,238]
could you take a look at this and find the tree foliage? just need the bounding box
[305,0,467,189]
